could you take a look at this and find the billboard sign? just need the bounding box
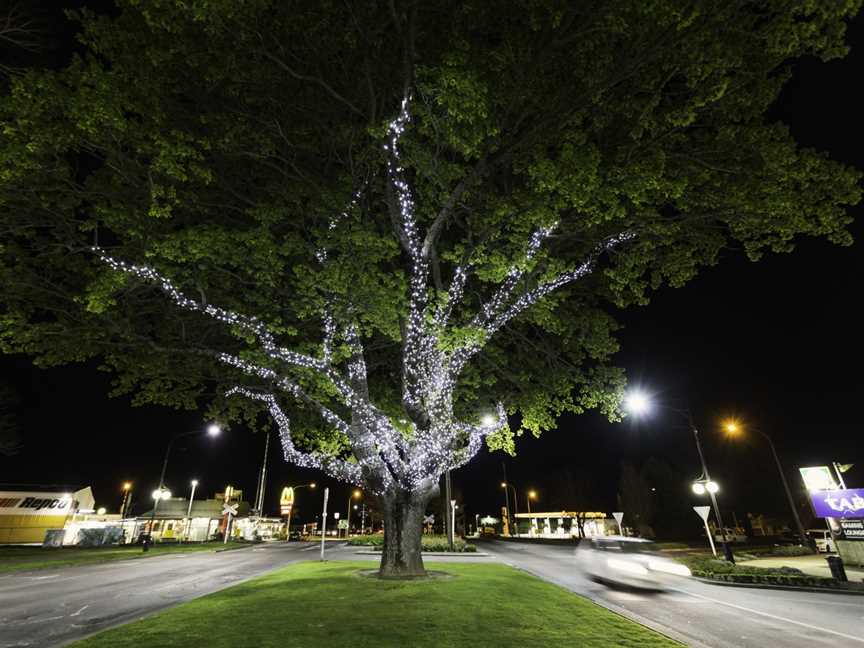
[799,466,839,493]
[0,489,92,517]
[809,488,864,519]
[840,518,864,539]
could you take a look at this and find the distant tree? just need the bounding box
[0,2,860,576]
[618,462,656,537]
[549,470,599,537]
[640,457,695,540]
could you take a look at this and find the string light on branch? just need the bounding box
[94,93,633,501]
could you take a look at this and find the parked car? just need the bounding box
[577,537,691,590]
[712,527,748,543]
[288,530,303,541]
[807,529,835,553]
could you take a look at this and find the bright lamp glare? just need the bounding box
[481,414,497,427]
[191,479,198,487]
[152,488,172,501]
[207,423,221,436]
[706,481,719,494]
[624,391,651,416]
[691,482,706,495]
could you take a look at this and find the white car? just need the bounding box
[578,537,691,590]
[807,529,835,553]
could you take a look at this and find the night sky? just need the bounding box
[1,5,862,531]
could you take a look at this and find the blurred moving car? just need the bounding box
[578,537,691,590]
[807,529,835,553]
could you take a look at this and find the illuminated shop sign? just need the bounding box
[809,488,864,519]
[0,491,76,516]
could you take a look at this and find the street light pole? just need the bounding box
[444,470,454,549]
[283,483,315,537]
[501,482,519,536]
[145,423,221,552]
[757,428,810,548]
[692,423,734,563]
[119,482,132,518]
[183,479,198,542]
[253,429,271,516]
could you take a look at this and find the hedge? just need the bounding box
[346,534,477,553]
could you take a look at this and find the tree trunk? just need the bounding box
[379,489,429,578]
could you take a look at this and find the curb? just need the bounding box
[353,550,490,557]
[695,576,864,595]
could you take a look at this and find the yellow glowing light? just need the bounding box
[528,490,537,499]
[500,482,507,488]
[122,482,132,491]
[352,489,362,499]
[723,419,740,435]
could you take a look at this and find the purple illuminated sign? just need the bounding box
[810,488,864,519]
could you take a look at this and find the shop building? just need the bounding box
[515,511,613,538]
[0,485,95,544]
[137,496,251,542]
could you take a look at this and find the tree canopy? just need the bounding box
[1,0,861,456]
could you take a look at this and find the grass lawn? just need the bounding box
[74,561,679,648]
[0,541,247,573]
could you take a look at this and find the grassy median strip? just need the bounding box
[0,541,247,573]
[74,561,679,648]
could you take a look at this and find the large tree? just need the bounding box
[0,1,860,576]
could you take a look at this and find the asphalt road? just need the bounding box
[481,540,864,648]
[4,539,862,648]
[0,541,325,648]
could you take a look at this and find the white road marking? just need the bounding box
[69,604,88,617]
[673,588,864,643]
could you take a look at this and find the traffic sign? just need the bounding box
[423,514,435,525]
[612,511,624,534]
[693,506,711,522]
[223,503,239,516]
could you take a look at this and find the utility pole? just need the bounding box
[444,470,454,550]
[253,429,271,516]
[692,423,734,563]
[320,487,329,561]
[502,462,512,536]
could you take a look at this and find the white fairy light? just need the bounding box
[95,95,633,500]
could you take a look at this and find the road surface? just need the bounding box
[4,539,862,647]
[0,541,326,648]
[481,540,864,648]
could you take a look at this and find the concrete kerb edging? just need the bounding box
[695,576,864,596]
[502,561,704,648]
[353,550,490,556]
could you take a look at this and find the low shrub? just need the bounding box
[347,534,477,552]
[767,545,813,557]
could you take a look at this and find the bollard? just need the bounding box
[826,555,847,582]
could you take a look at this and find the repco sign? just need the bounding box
[0,491,76,516]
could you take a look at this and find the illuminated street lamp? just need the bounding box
[501,482,520,536]
[144,423,222,552]
[624,391,734,563]
[119,482,133,519]
[346,489,362,537]
[692,480,719,495]
[723,419,810,549]
[527,490,537,515]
